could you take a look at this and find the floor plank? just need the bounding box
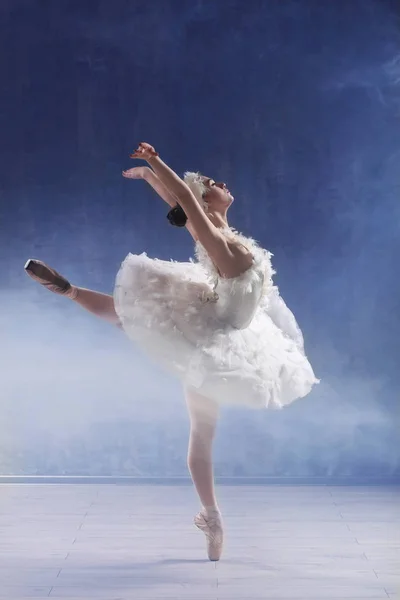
[0,484,398,599]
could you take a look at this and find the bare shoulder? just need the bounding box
[205,235,254,279]
[189,222,254,278]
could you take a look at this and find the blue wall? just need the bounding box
[1,0,399,477]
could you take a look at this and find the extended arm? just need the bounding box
[130,145,210,231]
[143,167,177,208]
[146,154,222,247]
[130,143,253,277]
[123,166,198,239]
[130,145,215,239]
[123,166,177,207]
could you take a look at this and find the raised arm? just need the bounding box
[131,144,224,249]
[130,143,253,278]
[123,166,177,208]
[122,166,198,240]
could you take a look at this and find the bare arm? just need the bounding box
[144,167,177,208]
[123,166,176,207]
[143,167,200,241]
[146,155,224,250]
[122,166,198,240]
[131,143,253,277]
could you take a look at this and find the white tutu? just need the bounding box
[114,228,319,409]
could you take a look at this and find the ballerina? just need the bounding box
[24,142,319,561]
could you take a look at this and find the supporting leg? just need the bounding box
[186,387,220,511]
[185,387,223,561]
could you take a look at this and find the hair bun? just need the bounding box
[167,205,188,227]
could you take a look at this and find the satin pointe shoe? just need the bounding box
[194,510,224,561]
[24,259,76,298]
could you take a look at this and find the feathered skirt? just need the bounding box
[114,253,319,409]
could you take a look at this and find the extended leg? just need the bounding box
[72,287,120,326]
[24,259,121,326]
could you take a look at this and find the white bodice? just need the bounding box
[194,228,275,330]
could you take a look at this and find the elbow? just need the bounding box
[176,189,194,207]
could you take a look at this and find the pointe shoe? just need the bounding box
[24,259,75,298]
[194,511,224,561]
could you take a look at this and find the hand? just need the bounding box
[130,142,159,161]
[122,166,148,180]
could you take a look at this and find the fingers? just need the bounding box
[130,149,144,159]
[134,143,146,156]
[122,169,138,178]
[129,143,158,161]
[122,169,136,177]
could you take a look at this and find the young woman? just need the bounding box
[24,142,319,561]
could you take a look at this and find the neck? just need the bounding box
[207,210,229,230]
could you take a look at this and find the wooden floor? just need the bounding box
[0,484,398,599]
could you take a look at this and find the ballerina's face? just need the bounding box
[202,177,234,211]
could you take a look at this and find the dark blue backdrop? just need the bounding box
[1,0,399,478]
